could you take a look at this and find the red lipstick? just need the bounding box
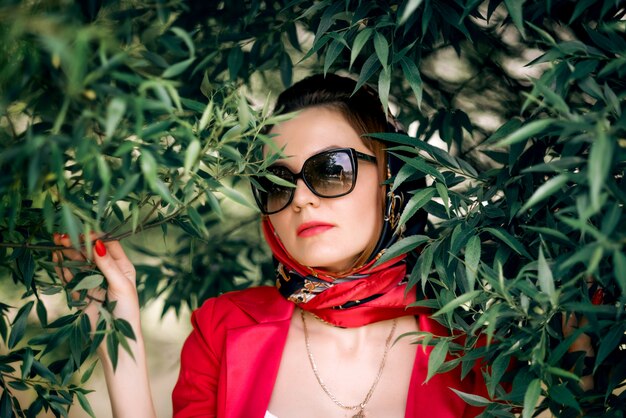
[297,221,334,237]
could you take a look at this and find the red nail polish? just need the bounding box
[60,233,68,239]
[95,240,107,257]
[591,288,604,305]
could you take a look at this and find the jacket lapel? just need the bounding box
[223,290,294,418]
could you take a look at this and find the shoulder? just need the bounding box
[193,286,294,330]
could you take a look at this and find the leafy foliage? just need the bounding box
[1,0,624,416]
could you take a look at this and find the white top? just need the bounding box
[265,412,278,418]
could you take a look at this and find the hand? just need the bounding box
[51,235,157,417]
[52,234,141,344]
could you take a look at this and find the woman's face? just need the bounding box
[266,106,383,272]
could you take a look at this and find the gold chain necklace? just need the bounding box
[300,309,397,418]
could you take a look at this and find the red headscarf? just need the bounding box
[263,218,427,328]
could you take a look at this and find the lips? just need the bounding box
[297,221,334,237]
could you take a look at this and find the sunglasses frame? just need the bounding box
[252,147,377,215]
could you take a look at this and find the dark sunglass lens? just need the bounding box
[304,151,354,197]
[260,166,294,213]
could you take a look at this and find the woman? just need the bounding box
[52,74,593,417]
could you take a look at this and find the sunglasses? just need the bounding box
[251,147,377,214]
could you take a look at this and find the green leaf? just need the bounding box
[199,99,213,131]
[219,185,258,211]
[32,360,57,383]
[227,47,244,80]
[17,250,35,289]
[112,173,140,202]
[184,139,201,174]
[399,56,423,108]
[449,387,491,407]
[373,32,389,67]
[432,290,481,317]
[1,391,11,418]
[603,83,621,117]
[519,174,569,214]
[390,163,414,192]
[162,57,195,78]
[187,206,208,237]
[588,125,613,212]
[80,361,98,384]
[494,119,556,147]
[375,235,430,266]
[76,391,96,418]
[140,150,158,186]
[537,247,556,306]
[350,28,372,68]
[504,0,526,39]
[523,378,542,418]
[73,274,104,292]
[205,190,223,220]
[435,182,450,217]
[521,226,572,246]
[36,299,47,327]
[152,179,177,205]
[426,339,449,381]
[488,354,510,397]
[465,236,481,291]
[170,27,195,56]
[391,153,446,183]
[378,66,391,116]
[484,227,532,259]
[43,193,55,233]
[62,204,81,250]
[115,319,136,341]
[613,251,626,295]
[533,79,570,115]
[21,347,33,380]
[8,380,28,391]
[96,155,111,186]
[545,366,581,382]
[280,51,293,87]
[353,53,381,93]
[399,0,424,25]
[397,188,435,231]
[419,244,435,292]
[105,97,126,140]
[106,332,119,370]
[323,38,345,75]
[595,324,625,371]
[548,384,581,410]
[265,174,296,188]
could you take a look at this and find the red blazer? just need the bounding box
[172,286,487,417]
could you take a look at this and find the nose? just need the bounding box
[290,178,320,211]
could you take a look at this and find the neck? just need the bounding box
[300,310,399,352]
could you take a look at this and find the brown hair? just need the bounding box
[272,74,391,271]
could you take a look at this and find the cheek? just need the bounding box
[268,213,289,240]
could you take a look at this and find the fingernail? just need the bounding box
[60,234,68,239]
[95,240,107,257]
[591,288,604,305]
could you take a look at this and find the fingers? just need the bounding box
[53,233,89,264]
[92,240,137,295]
[102,240,136,283]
